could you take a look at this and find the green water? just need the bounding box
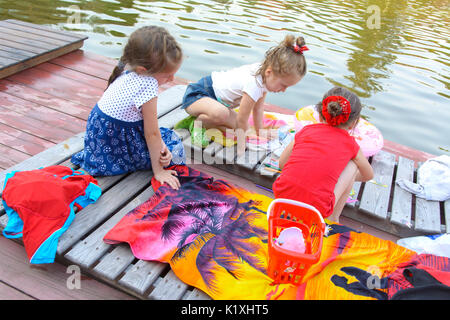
[1,0,449,155]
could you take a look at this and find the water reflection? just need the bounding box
[0,0,449,155]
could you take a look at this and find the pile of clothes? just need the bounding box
[2,166,101,264]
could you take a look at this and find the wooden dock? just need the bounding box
[0,21,448,300]
[0,19,88,79]
[1,81,449,299]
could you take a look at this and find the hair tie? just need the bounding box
[293,44,309,54]
[322,96,352,126]
[117,60,126,69]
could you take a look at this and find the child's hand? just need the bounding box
[159,145,172,167]
[154,169,180,190]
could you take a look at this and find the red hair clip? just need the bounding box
[322,96,352,126]
[293,44,309,54]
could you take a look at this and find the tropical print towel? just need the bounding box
[103,166,450,300]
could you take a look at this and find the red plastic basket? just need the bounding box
[267,199,326,285]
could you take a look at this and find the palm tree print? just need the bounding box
[138,166,268,292]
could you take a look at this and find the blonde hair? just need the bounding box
[256,34,307,81]
[107,26,183,87]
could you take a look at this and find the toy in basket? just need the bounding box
[267,199,326,285]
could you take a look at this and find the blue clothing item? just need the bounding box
[71,105,185,176]
[181,76,218,110]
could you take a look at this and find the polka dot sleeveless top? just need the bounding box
[98,71,159,122]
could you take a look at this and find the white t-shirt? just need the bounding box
[211,63,267,108]
[98,71,159,122]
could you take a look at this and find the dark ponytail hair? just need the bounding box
[316,87,362,127]
[107,26,183,88]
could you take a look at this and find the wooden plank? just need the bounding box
[5,19,87,40]
[183,135,206,164]
[0,105,75,143]
[0,132,85,194]
[0,282,34,300]
[203,141,224,165]
[0,123,55,155]
[413,161,442,234]
[149,270,189,300]
[342,205,425,239]
[119,260,168,296]
[0,41,85,79]
[414,197,441,234]
[0,236,134,300]
[56,171,152,254]
[0,50,23,62]
[0,130,51,156]
[359,150,396,219]
[0,145,29,170]
[182,288,211,300]
[6,67,102,107]
[157,107,189,129]
[0,47,33,61]
[213,144,237,165]
[35,62,107,90]
[93,244,136,280]
[390,157,415,228]
[77,50,118,67]
[0,20,84,43]
[0,37,48,55]
[0,33,52,53]
[236,148,269,171]
[157,85,187,117]
[0,55,21,66]
[49,50,114,80]
[64,186,154,268]
[0,91,87,134]
[0,24,69,47]
[0,79,92,120]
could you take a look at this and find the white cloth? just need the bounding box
[397,234,450,258]
[396,155,450,201]
[98,71,159,122]
[211,63,267,107]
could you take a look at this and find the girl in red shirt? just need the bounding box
[272,87,374,222]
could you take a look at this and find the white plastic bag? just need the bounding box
[396,155,450,201]
[397,234,450,258]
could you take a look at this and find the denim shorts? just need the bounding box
[181,75,218,110]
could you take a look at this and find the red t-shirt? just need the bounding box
[273,123,360,218]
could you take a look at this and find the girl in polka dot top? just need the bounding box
[72,26,186,189]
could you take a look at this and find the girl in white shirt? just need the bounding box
[180,35,308,148]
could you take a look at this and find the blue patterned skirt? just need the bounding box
[71,105,186,176]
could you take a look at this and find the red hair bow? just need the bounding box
[322,96,352,126]
[293,44,309,54]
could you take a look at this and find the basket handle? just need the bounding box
[267,198,325,226]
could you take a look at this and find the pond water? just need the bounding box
[1,0,449,156]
